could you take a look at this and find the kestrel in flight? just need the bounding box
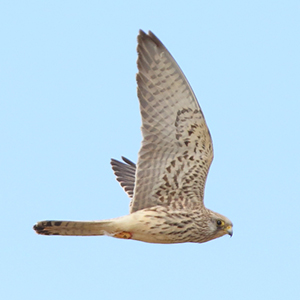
[33,30,233,244]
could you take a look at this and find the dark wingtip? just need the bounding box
[138,30,161,47]
[138,29,146,37]
[121,156,136,167]
[111,157,136,168]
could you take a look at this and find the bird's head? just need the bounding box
[207,210,233,240]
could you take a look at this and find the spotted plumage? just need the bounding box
[33,30,233,244]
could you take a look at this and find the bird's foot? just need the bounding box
[114,231,132,239]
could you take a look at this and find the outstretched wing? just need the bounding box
[130,30,214,213]
[111,157,136,198]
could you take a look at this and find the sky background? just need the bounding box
[1,1,299,299]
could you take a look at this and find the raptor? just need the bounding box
[33,30,233,244]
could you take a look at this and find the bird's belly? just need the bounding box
[111,208,196,244]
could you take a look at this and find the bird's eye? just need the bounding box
[216,220,224,227]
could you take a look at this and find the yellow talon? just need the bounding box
[114,231,132,239]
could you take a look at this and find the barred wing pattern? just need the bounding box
[111,157,136,199]
[34,31,233,244]
[130,31,214,213]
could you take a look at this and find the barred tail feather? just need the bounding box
[33,220,111,236]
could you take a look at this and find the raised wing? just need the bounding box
[111,157,136,198]
[131,30,214,213]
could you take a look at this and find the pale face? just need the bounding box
[207,211,233,240]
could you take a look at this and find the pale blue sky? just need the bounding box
[1,1,299,299]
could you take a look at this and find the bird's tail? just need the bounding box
[33,220,111,236]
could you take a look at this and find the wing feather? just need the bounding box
[111,157,136,198]
[130,30,214,213]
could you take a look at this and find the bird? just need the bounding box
[33,30,233,244]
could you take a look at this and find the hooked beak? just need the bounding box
[226,225,233,237]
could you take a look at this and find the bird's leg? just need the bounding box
[113,231,132,239]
